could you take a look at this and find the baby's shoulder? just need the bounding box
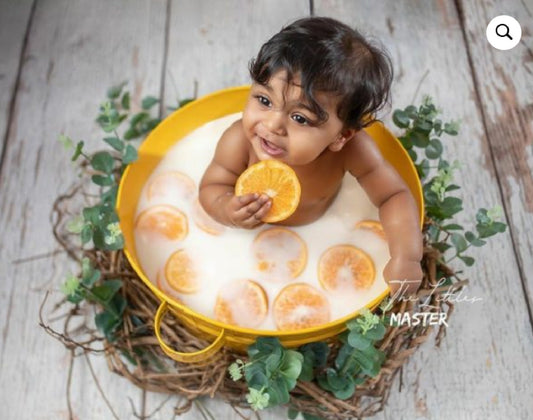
[213,118,250,168]
[220,119,246,145]
[343,129,385,175]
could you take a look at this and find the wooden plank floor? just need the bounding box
[0,0,531,419]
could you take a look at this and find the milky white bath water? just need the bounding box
[134,113,390,331]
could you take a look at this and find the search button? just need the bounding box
[495,23,512,40]
[486,15,521,50]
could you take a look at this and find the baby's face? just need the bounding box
[242,70,347,166]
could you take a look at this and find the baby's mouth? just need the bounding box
[259,136,285,157]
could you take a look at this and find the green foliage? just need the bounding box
[58,81,176,341]
[392,96,507,270]
[298,341,330,382]
[60,258,125,340]
[228,310,389,410]
[316,308,386,399]
[227,337,303,410]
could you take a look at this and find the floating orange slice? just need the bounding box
[318,245,375,291]
[164,249,199,294]
[235,160,301,223]
[192,198,225,236]
[214,279,268,328]
[354,220,387,240]
[147,171,196,202]
[135,205,188,241]
[253,227,307,279]
[155,271,183,302]
[273,283,330,331]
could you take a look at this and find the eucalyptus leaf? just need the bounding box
[95,310,122,341]
[107,81,127,99]
[103,136,124,152]
[91,151,115,174]
[459,255,475,266]
[92,174,114,186]
[71,141,84,161]
[122,144,138,164]
[81,224,93,244]
[142,96,159,110]
[392,110,410,128]
[124,127,141,140]
[90,279,122,304]
[347,331,372,350]
[451,233,468,253]
[426,138,443,159]
[363,323,386,341]
[121,91,130,110]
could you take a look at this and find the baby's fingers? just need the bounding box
[231,193,259,211]
[241,198,272,227]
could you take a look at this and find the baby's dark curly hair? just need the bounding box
[249,17,393,131]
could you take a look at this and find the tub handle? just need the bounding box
[154,301,226,364]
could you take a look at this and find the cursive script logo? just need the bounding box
[388,278,483,310]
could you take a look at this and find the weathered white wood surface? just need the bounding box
[458,0,533,329]
[0,0,532,419]
[314,0,533,418]
[0,0,166,419]
[0,0,34,166]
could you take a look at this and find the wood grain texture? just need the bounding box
[456,0,533,333]
[0,0,166,418]
[163,0,310,102]
[312,1,533,418]
[0,0,34,171]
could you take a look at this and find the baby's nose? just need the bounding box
[264,111,286,135]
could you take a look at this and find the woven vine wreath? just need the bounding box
[42,85,506,420]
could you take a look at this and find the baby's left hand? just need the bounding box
[383,257,423,297]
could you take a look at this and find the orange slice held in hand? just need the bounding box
[164,249,199,294]
[135,204,188,241]
[273,283,330,331]
[192,198,226,236]
[235,160,301,223]
[318,245,376,291]
[253,227,307,280]
[354,219,387,240]
[147,171,196,202]
[214,279,268,328]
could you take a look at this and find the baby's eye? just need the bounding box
[255,95,271,107]
[291,114,309,125]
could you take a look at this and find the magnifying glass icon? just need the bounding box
[495,23,513,40]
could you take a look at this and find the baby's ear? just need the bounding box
[328,128,357,152]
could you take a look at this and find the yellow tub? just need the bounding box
[116,86,424,364]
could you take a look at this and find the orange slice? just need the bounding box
[147,171,196,202]
[192,198,225,236]
[155,271,183,302]
[253,227,307,279]
[214,279,268,328]
[235,160,301,223]
[164,249,199,294]
[318,245,375,291]
[354,219,386,240]
[273,283,330,331]
[135,205,188,241]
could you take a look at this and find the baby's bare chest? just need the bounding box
[297,166,345,206]
[278,159,346,225]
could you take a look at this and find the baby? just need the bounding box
[199,17,423,296]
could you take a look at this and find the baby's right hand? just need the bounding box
[224,193,272,229]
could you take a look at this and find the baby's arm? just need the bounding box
[346,131,423,296]
[199,120,272,229]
